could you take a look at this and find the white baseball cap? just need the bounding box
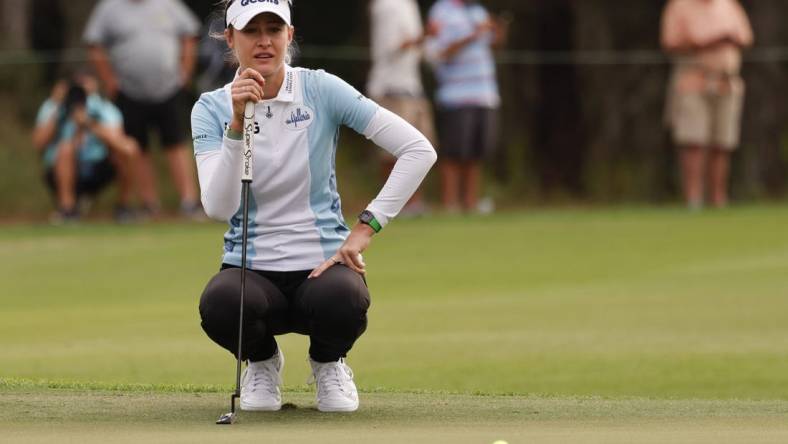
[225,0,291,30]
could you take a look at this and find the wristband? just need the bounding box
[226,126,243,140]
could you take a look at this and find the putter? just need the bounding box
[217,101,256,425]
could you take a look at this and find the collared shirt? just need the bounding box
[192,66,379,271]
[662,0,753,93]
[425,0,500,109]
[35,95,123,168]
[367,0,425,98]
[83,0,200,101]
[192,65,436,271]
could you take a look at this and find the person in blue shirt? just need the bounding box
[425,0,507,213]
[32,72,140,222]
[193,0,436,413]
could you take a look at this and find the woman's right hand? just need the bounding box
[230,68,266,131]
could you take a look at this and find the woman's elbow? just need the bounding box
[201,197,235,221]
[425,144,438,167]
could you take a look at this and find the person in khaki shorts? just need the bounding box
[662,0,753,209]
[368,0,436,216]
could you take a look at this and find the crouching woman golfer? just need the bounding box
[192,0,436,413]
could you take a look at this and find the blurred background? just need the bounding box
[1,0,787,218]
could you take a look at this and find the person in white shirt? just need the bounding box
[367,0,436,216]
[193,0,436,413]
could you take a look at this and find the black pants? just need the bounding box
[199,264,370,363]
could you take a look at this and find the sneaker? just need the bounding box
[113,205,137,224]
[475,196,495,215]
[240,348,284,411]
[138,203,161,221]
[49,207,80,225]
[308,358,359,412]
[180,200,207,221]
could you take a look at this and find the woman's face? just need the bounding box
[226,13,294,77]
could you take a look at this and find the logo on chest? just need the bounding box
[284,105,315,131]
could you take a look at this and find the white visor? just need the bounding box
[226,0,291,30]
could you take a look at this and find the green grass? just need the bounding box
[1,206,788,442]
[2,384,788,443]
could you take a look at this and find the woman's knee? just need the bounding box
[302,266,370,322]
[199,270,240,328]
[199,268,283,325]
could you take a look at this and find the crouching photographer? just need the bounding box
[32,72,140,223]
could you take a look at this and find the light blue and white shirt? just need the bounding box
[192,66,437,271]
[425,0,500,109]
[35,95,123,169]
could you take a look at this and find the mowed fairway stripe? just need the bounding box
[1,389,787,444]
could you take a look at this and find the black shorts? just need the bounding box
[44,158,116,197]
[116,91,185,151]
[437,106,499,161]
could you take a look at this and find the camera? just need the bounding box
[63,83,88,115]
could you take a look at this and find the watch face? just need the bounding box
[359,211,372,224]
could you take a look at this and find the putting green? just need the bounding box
[1,384,787,444]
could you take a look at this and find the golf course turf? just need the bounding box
[2,206,787,442]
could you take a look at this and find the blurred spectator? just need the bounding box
[425,0,507,214]
[367,0,436,217]
[661,0,753,209]
[84,0,202,218]
[31,73,140,224]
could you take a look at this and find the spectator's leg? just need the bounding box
[116,137,140,206]
[679,145,705,209]
[706,87,742,210]
[164,144,199,206]
[707,147,730,208]
[156,92,199,212]
[135,153,160,211]
[53,140,78,211]
[461,161,481,212]
[104,131,140,207]
[440,160,461,212]
[117,93,159,211]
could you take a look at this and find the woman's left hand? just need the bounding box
[309,223,375,278]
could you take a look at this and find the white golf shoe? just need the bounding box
[240,348,284,411]
[308,358,359,412]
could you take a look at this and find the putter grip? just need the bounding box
[242,102,255,182]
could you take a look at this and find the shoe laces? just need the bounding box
[243,356,282,396]
[308,358,354,395]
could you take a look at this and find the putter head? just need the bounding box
[216,411,235,425]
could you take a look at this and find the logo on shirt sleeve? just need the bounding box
[283,104,315,131]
